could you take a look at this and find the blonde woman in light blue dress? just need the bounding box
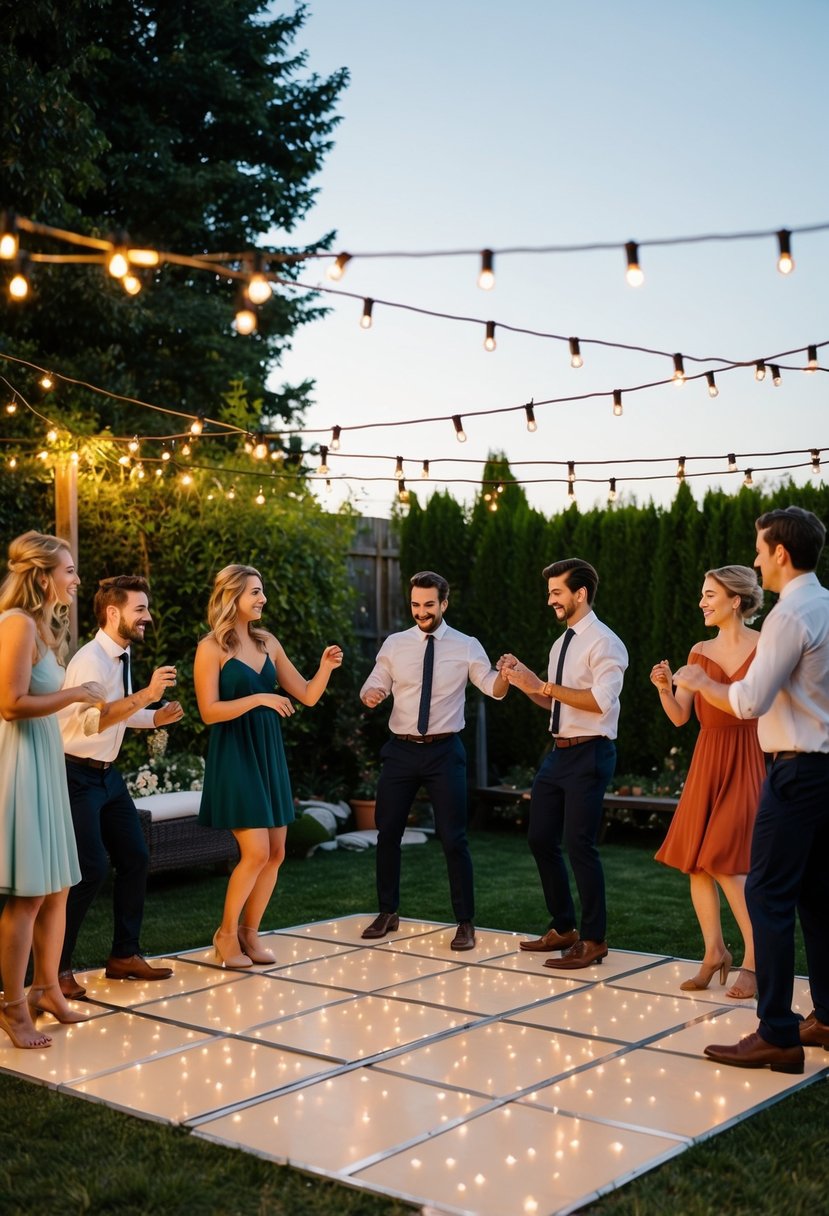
[0,532,106,1049]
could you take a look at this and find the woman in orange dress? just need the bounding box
[651,565,765,1000]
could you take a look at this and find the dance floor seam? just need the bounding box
[3,914,825,1216]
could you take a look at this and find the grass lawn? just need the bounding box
[1,826,826,1215]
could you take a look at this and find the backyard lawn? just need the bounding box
[1,826,826,1216]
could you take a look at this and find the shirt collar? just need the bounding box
[568,609,596,637]
[779,571,820,600]
[95,627,130,660]
[412,620,449,642]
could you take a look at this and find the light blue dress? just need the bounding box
[0,611,81,896]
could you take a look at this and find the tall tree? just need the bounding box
[0,1,346,434]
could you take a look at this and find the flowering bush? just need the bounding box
[125,729,205,798]
[611,746,688,798]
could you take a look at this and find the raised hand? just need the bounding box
[321,644,344,670]
[650,660,673,691]
[153,700,184,726]
[147,665,177,701]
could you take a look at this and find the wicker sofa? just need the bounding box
[133,790,239,875]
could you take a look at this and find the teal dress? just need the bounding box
[0,612,81,896]
[199,654,295,830]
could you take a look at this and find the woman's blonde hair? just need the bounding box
[0,530,72,657]
[706,564,763,620]
[206,564,270,653]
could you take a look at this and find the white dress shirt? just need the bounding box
[360,620,505,735]
[547,610,628,740]
[727,572,829,754]
[58,629,156,762]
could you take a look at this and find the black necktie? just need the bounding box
[550,628,575,736]
[417,634,435,735]
[119,652,130,697]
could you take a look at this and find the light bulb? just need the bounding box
[484,320,496,351]
[255,486,265,505]
[181,442,192,457]
[360,298,374,329]
[625,241,644,287]
[811,449,821,476]
[525,402,537,432]
[478,249,495,290]
[5,400,17,414]
[190,416,204,435]
[247,272,272,305]
[161,447,171,462]
[395,456,404,480]
[569,337,583,368]
[327,252,351,281]
[727,453,738,472]
[771,365,782,386]
[676,457,686,480]
[234,306,257,335]
[755,360,766,382]
[330,425,341,451]
[39,374,54,391]
[612,389,622,416]
[127,248,159,267]
[107,249,129,279]
[253,437,268,461]
[226,485,236,500]
[672,353,685,385]
[317,444,329,475]
[608,477,617,502]
[46,428,58,443]
[776,229,794,275]
[421,459,430,479]
[9,271,29,299]
[743,469,754,486]
[181,472,193,486]
[706,371,718,398]
[452,415,467,443]
[568,461,576,484]
[806,344,818,371]
[122,273,142,295]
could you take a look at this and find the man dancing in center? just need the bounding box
[501,558,628,969]
[359,571,508,950]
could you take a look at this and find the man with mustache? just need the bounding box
[500,558,628,970]
[359,571,509,950]
[57,576,183,997]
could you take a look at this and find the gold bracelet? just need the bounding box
[542,682,553,698]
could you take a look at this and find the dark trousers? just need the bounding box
[374,734,473,922]
[527,737,616,943]
[61,763,149,968]
[747,752,829,1048]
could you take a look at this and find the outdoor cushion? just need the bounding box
[133,790,202,821]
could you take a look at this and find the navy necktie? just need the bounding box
[119,652,130,697]
[417,634,435,736]
[550,628,575,736]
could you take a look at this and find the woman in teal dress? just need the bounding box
[195,564,343,968]
[0,532,106,1049]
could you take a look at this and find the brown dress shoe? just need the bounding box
[450,921,475,951]
[704,1030,804,1074]
[519,928,579,953]
[799,1012,829,1049]
[105,955,173,981]
[58,970,86,1000]
[361,912,400,940]
[544,939,608,970]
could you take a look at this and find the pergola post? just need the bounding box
[54,456,79,651]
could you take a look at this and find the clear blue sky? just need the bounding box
[273,0,828,517]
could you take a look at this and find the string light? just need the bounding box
[771,365,782,386]
[8,256,30,300]
[127,247,160,267]
[612,389,623,417]
[325,477,332,492]
[811,449,821,475]
[226,484,236,500]
[330,425,341,451]
[478,249,495,290]
[398,478,409,503]
[246,255,273,305]
[776,229,794,275]
[727,453,738,472]
[524,401,537,432]
[118,452,131,466]
[5,400,17,414]
[394,455,404,479]
[255,485,266,505]
[484,320,496,351]
[608,477,617,502]
[181,471,193,486]
[160,446,171,462]
[568,337,583,369]
[122,273,142,296]
[135,462,145,479]
[233,297,257,334]
[706,371,719,398]
[452,415,467,443]
[317,444,330,475]
[360,298,374,329]
[672,353,685,385]
[181,441,192,457]
[190,414,204,435]
[46,428,58,443]
[327,252,351,281]
[676,456,686,481]
[744,468,754,486]
[806,344,818,371]
[754,360,766,382]
[253,434,269,461]
[567,460,576,485]
[625,241,644,287]
[8,456,17,469]
[39,373,54,391]
[421,459,430,479]
[106,230,130,280]
[0,211,19,260]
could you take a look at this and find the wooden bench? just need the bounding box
[472,786,678,833]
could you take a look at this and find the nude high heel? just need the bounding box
[680,949,733,991]
[212,930,252,969]
[725,968,758,1000]
[237,926,276,965]
[0,995,53,1049]
[27,983,88,1025]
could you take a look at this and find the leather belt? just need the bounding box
[392,732,456,744]
[772,750,799,763]
[553,735,601,749]
[65,754,113,771]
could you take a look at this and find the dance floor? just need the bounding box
[2,916,826,1216]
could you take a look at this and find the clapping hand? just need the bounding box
[650,660,673,692]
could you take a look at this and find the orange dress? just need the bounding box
[655,650,765,875]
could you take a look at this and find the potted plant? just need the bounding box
[349,759,381,830]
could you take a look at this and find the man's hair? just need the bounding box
[755,506,826,572]
[409,571,450,601]
[93,574,150,627]
[541,557,599,605]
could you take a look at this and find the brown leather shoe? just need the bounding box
[58,970,86,1000]
[544,939,608,970]
[704,1030,804,1074]
[519,928,579,953]
[799,1012,829,1050]
[361,912,400,940]
[450,921,475,951]
[105,954,173,981]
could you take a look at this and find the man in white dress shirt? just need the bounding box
[500,557,628,970]
[675,506,829,1073]
[57,575,183,998]
[359,571,509,950]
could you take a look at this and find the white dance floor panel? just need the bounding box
[1,914,825,1216]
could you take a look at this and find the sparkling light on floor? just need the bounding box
[2,916,825,1216]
